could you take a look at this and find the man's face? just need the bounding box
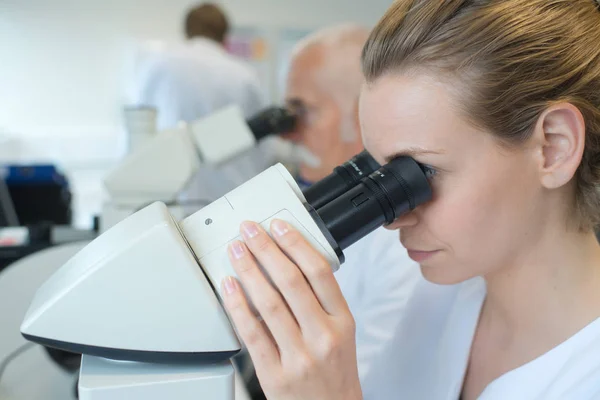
[283,47,351,182]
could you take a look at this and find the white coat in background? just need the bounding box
[131,36,272,208]
[361,274,600,400]
[133,37,265,130]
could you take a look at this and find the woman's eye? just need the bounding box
[421,165,437,180]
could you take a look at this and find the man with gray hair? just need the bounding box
[239,25,420,399]
[283,24,370,184]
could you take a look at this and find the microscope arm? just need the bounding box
[103,105,258,208]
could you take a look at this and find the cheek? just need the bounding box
[306,110,340,148]
[425,155,538,262]
[424,177,494,244]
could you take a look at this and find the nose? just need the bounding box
[385,211,419,230]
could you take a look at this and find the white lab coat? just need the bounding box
[133,37,266,130]
[131,37,271,208]
[361,275,600,400]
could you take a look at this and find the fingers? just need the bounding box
[269,219,349,316]
[221,276,280,372]
[226,239,305,353]
[238,221,328,330]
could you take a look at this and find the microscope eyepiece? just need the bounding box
[303,150,381,210]
[314,156,432,251]
[246,107,298,141]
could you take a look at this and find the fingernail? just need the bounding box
[222,276,238,295]
[241,222,259,239]
[229,241,245,259]
[271,219,289,237]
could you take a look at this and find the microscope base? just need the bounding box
[78,355,235,400]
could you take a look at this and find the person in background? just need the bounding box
[135,3,265,129]
[132,3,278,211]
[283,25,371,186]
[240,24,421,400]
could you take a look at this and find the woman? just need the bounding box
[220,1,600,399]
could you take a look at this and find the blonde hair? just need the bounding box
[362,0,600,231]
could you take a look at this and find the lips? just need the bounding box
[399,232,440,263]
[405,249,440,263]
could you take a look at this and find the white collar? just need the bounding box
[188,37,225,52]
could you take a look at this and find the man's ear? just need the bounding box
[532,103,586,189]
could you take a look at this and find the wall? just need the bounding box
[0,0,393,143]
[0,0,393,227]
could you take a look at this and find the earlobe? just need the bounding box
[537,104,586,189]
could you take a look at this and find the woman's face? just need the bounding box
[360,73,547,284]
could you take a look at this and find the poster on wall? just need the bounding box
[226,27,316,103]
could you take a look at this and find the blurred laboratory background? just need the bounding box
[0,0,393,230]
[0,1,395,400]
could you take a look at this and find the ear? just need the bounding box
[533,103,586,189]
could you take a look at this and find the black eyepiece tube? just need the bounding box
[246,107,298,141]
[316,156,432,251]
[303,151,381,210]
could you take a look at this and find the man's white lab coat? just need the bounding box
[335,227,421,382]
[133,37,265,130]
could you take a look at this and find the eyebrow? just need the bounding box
[384,147,445,163]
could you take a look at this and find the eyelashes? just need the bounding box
[421,164,437,180]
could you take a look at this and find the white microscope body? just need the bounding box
[101,105,266,232]
[19,145,432,399]
[20,164,342,400]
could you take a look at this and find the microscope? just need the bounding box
[102,104,296,231]
[19,150,431,400]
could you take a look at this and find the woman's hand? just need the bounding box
[221,219,362,400]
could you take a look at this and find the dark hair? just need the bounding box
[184,3,229,43]
[362,0,600,231]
